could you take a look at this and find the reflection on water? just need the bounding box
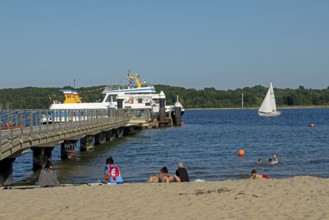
[13,108,329,185]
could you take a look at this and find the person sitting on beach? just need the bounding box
[257,159,262,165]
[175,162,190,182]
[158,166,178,183]
[38,160,60,187]
[250,169,269,179]
[104,156,123,184]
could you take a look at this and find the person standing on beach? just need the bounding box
[38,160,60,187]
[175,162,190,182]
[104,156,123,184]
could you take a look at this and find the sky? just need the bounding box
[1,0,329,90]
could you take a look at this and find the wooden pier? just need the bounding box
[0,108,158,186]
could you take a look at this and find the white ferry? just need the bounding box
[48,71,184,116]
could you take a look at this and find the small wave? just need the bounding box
[191,171,209,175]
[308,159,329,164]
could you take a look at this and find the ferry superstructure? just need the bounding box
[48,71,185,116]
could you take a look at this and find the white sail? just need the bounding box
[258,82,281,117]
[269,83,277,111]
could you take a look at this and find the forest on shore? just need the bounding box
[1,84,329,110]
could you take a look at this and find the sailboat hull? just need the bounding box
[258,111,281,117]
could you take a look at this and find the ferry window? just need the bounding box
[138,98,143,103]
[101,94,106,101]
[105,95,117,102]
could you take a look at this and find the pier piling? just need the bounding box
[174,106,182,126]
[158,91,166,128]
[106,129,116,141]
[0,158,15,186]
[95,131,107,144]
[80,136,94,151]
[60,140,77,159]
[32,147,54,171]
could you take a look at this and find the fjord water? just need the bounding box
[13,108,329,185]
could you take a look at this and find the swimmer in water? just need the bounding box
[272,154,278,164]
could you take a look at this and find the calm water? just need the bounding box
[13,108,329,185]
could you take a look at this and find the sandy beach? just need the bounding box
[0,176,328,220]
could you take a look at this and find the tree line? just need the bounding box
[1,85,329,110]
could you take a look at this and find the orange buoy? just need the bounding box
[238,149,245,157]
[309,123,314,128]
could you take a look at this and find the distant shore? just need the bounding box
[1,176,328,219]
[187,105,329,110]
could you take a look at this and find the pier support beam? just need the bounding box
[80,136,94,151]
[116,127,124,137]
[32,147,54,171]
[0,158,15,186]
[124,126,135,135]
[106,129,116,141]
[159,91,166,128]
[95,131,107,145]
[61,140,77,159]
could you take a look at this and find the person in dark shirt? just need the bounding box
[175,162,190,182]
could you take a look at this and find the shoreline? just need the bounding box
[187,106,329,110]
[1,176,328,219]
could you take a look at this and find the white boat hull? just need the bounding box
[258,111,281,117]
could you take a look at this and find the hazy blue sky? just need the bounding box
[1,1,328,90]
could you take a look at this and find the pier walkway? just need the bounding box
[0,108,153,185]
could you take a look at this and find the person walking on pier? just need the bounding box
[104,156,123,184]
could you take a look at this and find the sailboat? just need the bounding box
[258,82,281,117]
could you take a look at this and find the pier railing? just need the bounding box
[0,108,134,160]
